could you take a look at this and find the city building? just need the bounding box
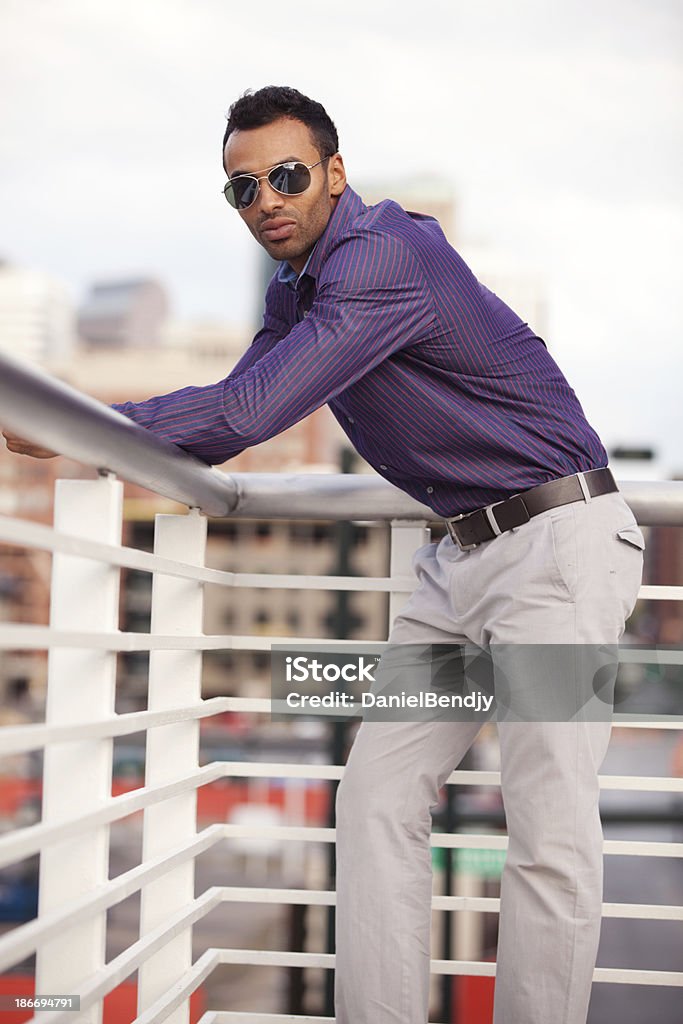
[0,260,75,365]
[358,178,457,241]
[78,277,169,349]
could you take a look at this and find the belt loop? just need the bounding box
[484,504,503,536]
[576,471,592,503]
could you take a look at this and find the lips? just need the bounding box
[260,218,296,242]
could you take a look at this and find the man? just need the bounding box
[4,86,644,1023]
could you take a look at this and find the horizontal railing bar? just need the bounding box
[0,764,223,870]
[219,886,336,907]
[218,948,335,969]
[227,475,683,527]
[219,824,682,858]
[592,967,683,987]
[602,902,683,921]
[232,572,413,593]
[0,624,226,651]
[216,885,683,921]
[619,648,683,665]
[0,697,233,755]
[133,948,219,1024]
[0,514,411,593]
[0,625,367,651]
[198,1017,444,1024]
[598,774,683,792]
[198,1014,336,1024]
[179,700,683,730]
[220,761,343,781]
[216,760,683,792]
[4,626,682,691]
[638,585,683,600]
[207,697,272,713]
[2,514,682,603]
[36,889,224,1024]
[0,826,224,974]
[0,514,229,583]
[222,823,336,844]
[5,510,682,604]
[213,948,683,986]
[219,475,436,523]
[257,703,683,723]
[612,716,683,729]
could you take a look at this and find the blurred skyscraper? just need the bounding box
[0,260,75,364]
[78,277,169,349]
[358,178,457,240]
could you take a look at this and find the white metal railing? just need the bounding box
[0,350,682,1024]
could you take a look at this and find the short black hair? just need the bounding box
[223,86,339,165]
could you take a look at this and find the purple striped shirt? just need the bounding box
[112,185,607,516]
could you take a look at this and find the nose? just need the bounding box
[255,176,285,215]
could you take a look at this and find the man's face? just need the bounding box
[223,117,346,273]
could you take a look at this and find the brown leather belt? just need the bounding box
[445,468,618,551]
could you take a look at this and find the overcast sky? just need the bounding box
[2,0,682,469]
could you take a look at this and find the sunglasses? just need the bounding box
[222,156,331,211]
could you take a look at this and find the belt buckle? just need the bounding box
[446,513,480,551]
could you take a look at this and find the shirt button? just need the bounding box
[379,464,388,471]
[426,486,434,494]
[348,416,355,424]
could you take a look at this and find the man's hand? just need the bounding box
[2,430,58,459]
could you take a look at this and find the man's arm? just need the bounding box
[110,301,293,457]
[105,233,436,465]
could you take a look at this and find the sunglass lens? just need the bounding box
[268,162,311,196]
[224,176,259,210]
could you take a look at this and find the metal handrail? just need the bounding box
[2,350,682,525]
[0,350,238,516]
[225,472,683,526]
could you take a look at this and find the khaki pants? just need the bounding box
[335,491,644,1024]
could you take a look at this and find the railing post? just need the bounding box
[389,519,429,627]
[137,509,207,1022]
[35,474,123,1024]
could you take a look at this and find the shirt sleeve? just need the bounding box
[111,231,435,465]
[110,275,292,457]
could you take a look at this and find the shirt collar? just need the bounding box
[276,248,314,290]
[276,185,367,290]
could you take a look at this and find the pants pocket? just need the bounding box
[616,523,646,552]
[612,522,645,626]
[548,508,579,600]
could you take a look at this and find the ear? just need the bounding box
[328,153,347,197]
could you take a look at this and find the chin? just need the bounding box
[266,243,304,265]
